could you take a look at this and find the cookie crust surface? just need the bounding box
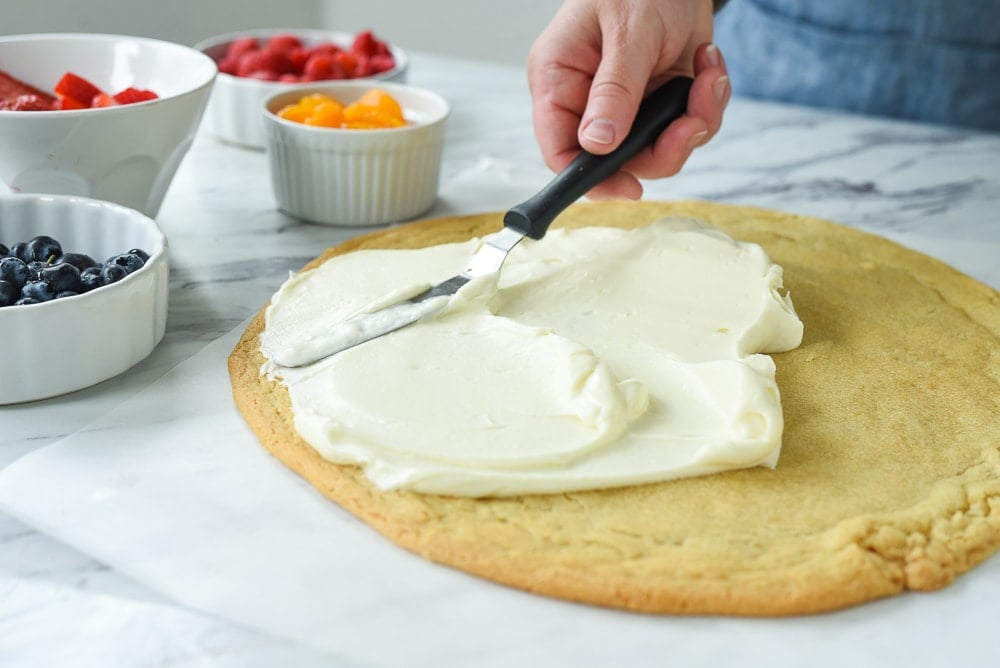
[229,201,1000,615]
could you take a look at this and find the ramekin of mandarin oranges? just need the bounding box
[263,82,448,227]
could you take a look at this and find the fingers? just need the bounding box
[576,21,656,156]
[689,42,729,138]
[612,42,730,185]
[529,65,596,175]
[585,171,646,201]
[585,115,707,201]
[526,6,603,175]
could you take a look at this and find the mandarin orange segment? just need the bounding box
[342,107,406,129]
[279,93,344,124]
[355,88,404,119]
[297,93,335,111]
[304,101,346,127]
[278,104,312,123]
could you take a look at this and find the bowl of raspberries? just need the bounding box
[195,28,407,149]
[0,193,168,404]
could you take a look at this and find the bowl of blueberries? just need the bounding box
[0,193,167,404]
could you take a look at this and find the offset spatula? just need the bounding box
[283,76,693,367]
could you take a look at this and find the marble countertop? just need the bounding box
[1,52,998,667]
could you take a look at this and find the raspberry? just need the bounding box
[237,49,296,77]
[333,51,357,77]
[351,30,378,57]
[312,42,342,57]
[288,47,311,72]
[226,37,259,60]
[368,54,396,74]
[303,53,341,80]
[266,34,303,52]
[218,56,239,76]
[353,56,372,78]
[263,49,297,75]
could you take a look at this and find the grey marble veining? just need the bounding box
[0,52,998,666]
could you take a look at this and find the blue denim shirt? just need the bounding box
[713,0,1000,131]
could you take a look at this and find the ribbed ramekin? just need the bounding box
[263,81,448,227]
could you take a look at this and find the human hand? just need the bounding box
[527,0,729,199]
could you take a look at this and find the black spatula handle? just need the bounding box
[503,76,693,240]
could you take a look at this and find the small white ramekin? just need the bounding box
[0,194,168,404]
[263,81,448,227]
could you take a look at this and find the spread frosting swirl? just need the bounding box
[260,217,804,497]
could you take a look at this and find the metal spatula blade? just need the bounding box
[280,77,693,367]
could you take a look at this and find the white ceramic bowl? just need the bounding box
[0,194,168,404]
[263,81,448,227]
[195,29,408,149]
[0,33,217,218]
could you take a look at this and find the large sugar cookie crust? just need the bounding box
[228,200,1000,616]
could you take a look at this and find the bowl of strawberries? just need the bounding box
[0,33,216,218]
[195,28,407,149]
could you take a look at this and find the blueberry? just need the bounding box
[38,262,82,294]
[26,235,62,263]
[100,263,129,285]
[0,279,18,307]
[127,248,150,262]
[79,266,103,292]
[0,243,8,257]
[55,290,79,299]
[27,260,48,279]
[105,252,145,275]
[14,297,40,306]
[56,252,99,272]
[10,241,30,262]
[0,256,30,288]
[21,280,56,302]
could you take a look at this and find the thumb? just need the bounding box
[578,49,652,155]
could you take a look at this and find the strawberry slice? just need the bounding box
[112,87,158,105]
[91,92,119,108]
[0,94,56,111]
[54,72,104,109]
[0,70,57,108]
[54,95,87,110]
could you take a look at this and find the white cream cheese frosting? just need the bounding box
[260,217,804,497]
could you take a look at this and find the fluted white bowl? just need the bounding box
[195,29,408,149]
[0,33,216,218]
[263,81,448,227]
[0,194,168,404]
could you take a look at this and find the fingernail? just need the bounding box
[582,119,616,145]
[713,75,729,103]
[686,130,709,151]
[705,43,721,68]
